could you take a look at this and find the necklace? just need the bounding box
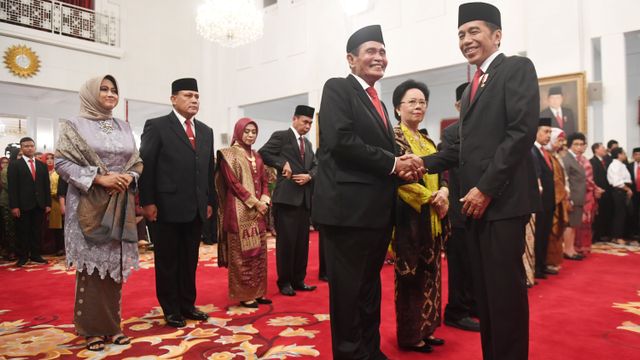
[98,119,114,134]
[246,152,257,172]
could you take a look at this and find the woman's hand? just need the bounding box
[94,173,132,194]
[256,201,268,216]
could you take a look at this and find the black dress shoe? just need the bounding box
[165,314,186,328]
[319,275,328,282]
[279,285,296,296]
[292,283,317,291]
[444,316,480,332]
[256,297,272,304]
[240,301,258,308]
[182,308,208,320]
[30,256,48,264]
[15,258,28,267]
[534,272,547,279]
[544,267,559,275]
[425,336,445,346]
[563,253,583,261]
[401,343,433,353]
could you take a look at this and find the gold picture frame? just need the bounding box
[538,72,587,134]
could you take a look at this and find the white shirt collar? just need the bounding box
[352,73,375,93]
[478,50,503,74]
[568,149,578,159]
[290,126,304,139]
[173,109,196,136]
[22,155,35,167]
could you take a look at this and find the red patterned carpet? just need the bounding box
[0,233,639,359]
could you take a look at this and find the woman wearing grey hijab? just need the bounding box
[55,75,142,351]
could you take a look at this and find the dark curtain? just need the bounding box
[60,0,94,10]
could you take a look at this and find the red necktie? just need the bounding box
[299,136,305,160]
[470,68,484,100]
[365,87,388,129]
[555,113,564,128]
[541,146,552,169]
[636,164,640,192]
[28,159,36,181]
[185,119,195,149]
[601,159,605,169]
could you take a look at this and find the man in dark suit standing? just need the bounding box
[139,78,215,328]
[590,142,612,242]
[442,83,480,332]
[8,137,51,267]
[420,3,540,359]
[627,148,640,239]
[540,86,576,136]
[531,118,555,278]
[259,105,318,296]
[312,25,421,359]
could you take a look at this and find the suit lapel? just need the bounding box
[168,112,195,152]
[288,129,305,167]
[462,53,505,122]
[347,75,395,147]
[194,119,209,154]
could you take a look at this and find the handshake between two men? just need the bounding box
[393,154,492,220]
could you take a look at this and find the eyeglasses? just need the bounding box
[400,99,427,108]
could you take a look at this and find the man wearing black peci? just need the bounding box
[139,78,216,328]
[419,3,540,359]
[312,25,423,359]
[442,83,480,333]
[259,105,318,297]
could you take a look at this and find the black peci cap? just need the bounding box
[539,117,551,127]
[458,2,501,28]
[171,78,198,93]
[548,86,563,96]
[456,82,469,101]
[294,105,315,118]
[346,25,384,53]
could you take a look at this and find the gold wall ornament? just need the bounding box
[4,45,41,78]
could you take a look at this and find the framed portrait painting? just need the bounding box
[538,72,587,135]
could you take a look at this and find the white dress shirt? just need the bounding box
[607,159,631,188]
[173,109,196,138]
[22,155,37,178]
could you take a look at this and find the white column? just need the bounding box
[600,33,628,148]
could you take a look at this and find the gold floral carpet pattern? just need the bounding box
[0,238,332,359]
[3,233,640,359]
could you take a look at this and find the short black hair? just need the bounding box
[610,147,624,159]
[566,132,586,147]
[19,137,34,145]
[606,139,618,149]
[484,21,501,47]
[392,79,430,121]
[591,142,603,154]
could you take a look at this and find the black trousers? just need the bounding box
[273,203,310,287]
[611,189,630,238]
[149,216,202,317]
[592,191,612,242]
[467,216,529,360]
[318,228,326,278]
[444,226,476,321]
[534,208,553,274]
[321,224,391,360]
[15,207,44,260]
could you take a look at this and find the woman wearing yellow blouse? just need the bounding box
[41,153,64,255]
[391,80,449,354]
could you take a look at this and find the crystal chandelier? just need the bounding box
[196,0,264,48]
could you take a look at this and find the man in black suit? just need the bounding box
[442,83,480,333]
[531,118,555,278]
[627,147,640,239]
[540,86,576,136]
[420,3,540,359]
[590,142,612,242]
[259,105,318,296]
[311,25,422,359]
[604,139,619,167]
[8,137,51,267]
[139,78,215,328]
